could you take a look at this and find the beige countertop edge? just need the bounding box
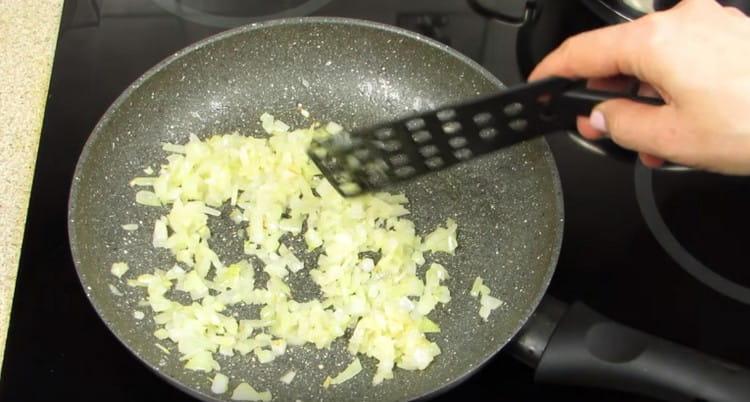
[0,0,65,371]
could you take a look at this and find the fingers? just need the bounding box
[528,19,649,82]
[639,153,665,168]
[574,77,662,139]
[592,99,680,159]
[724,6,747,17]
[576,116,604,139]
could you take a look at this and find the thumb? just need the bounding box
[591,99,679,160]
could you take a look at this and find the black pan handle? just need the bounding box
[532,300,750,401]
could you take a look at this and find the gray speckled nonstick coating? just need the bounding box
[68,17,563,402]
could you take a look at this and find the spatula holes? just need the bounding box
[503,102,524,116]
[449,136,467,149]
[473,112,493,126]
[339,182,362,196]
[383,139,402,152]
[394,166,416,178]
[353,148,371,160]
[374,127,394,140]
[412,130,431,143]
[442,121,462,135]
[436,109,457,121]
[365,159,389,173]
[419,145,439,158]
[454,148,473,160]
[479,127,498,140]
[389,153,410,167]
[311,146,328,158]
[406,118,425,131]
[425,157,444,169]
[345,155,362,169]
[539,108,558,122]
[508,119,528,132]
[335,171,354,185]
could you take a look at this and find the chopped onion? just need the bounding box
[470,277,488,298]
[162,142,186,154]
[122,223,139,231]
[135,190,161,206]
[323,358,362,388]
[134,310,145,320]
[130,177,156,187]
[324,121,343,135]
[109,284,124,297]
[470,276,503,321]
[279,370,296,384]
[229,208,244,224]
[231,382,272,401]
[211,373,229,394]
[110,262,129,278]
[128,114,463,388]
[152,217,168,248]
[479,294,504,321]
[422,218,458,255]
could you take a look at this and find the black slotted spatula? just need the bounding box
[308,77,663,196]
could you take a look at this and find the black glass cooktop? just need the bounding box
[2,1,749,401]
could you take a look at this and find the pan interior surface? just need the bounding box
[69,17,563,401]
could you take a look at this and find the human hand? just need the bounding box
[529,0,750,174]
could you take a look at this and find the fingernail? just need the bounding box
[589,110,607,133]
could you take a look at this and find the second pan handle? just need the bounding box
[512,297,750,401]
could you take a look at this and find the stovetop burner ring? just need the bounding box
[151,0,333,28]
[635,162,750,305]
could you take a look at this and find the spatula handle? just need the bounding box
[548,80,678,167]
[556,87,665,117]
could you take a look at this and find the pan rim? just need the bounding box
[67,15,564,401]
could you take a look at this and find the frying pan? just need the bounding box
[68,17,750,402]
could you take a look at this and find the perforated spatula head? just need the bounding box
[308,77,662,196]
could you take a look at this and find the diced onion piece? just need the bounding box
[323,358,362,388]
[229,208,244,224]
[479,294,504,321]
[122,223,139,231]
[110,262,129,278]
[130,177,156,187]
[136,190,162,206]
[255,348,275,364]
[470,276,503,321]
[211,373,229,394]
[325,121,343,135]
[162,142,186,154]
[418,317,440,333]
[260,113,289,134]
[143,166,154,175]
[155,343,170,354]
[184,350,220,372]
[230,382,272,401]
[422,218,458,255]
[279,370,296,384]
[203,206,222,217]
[279,244,303,273]
[470,276,490,298]
[152,217,169,248]
[109,284,124,297]
[134,310,145,320]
